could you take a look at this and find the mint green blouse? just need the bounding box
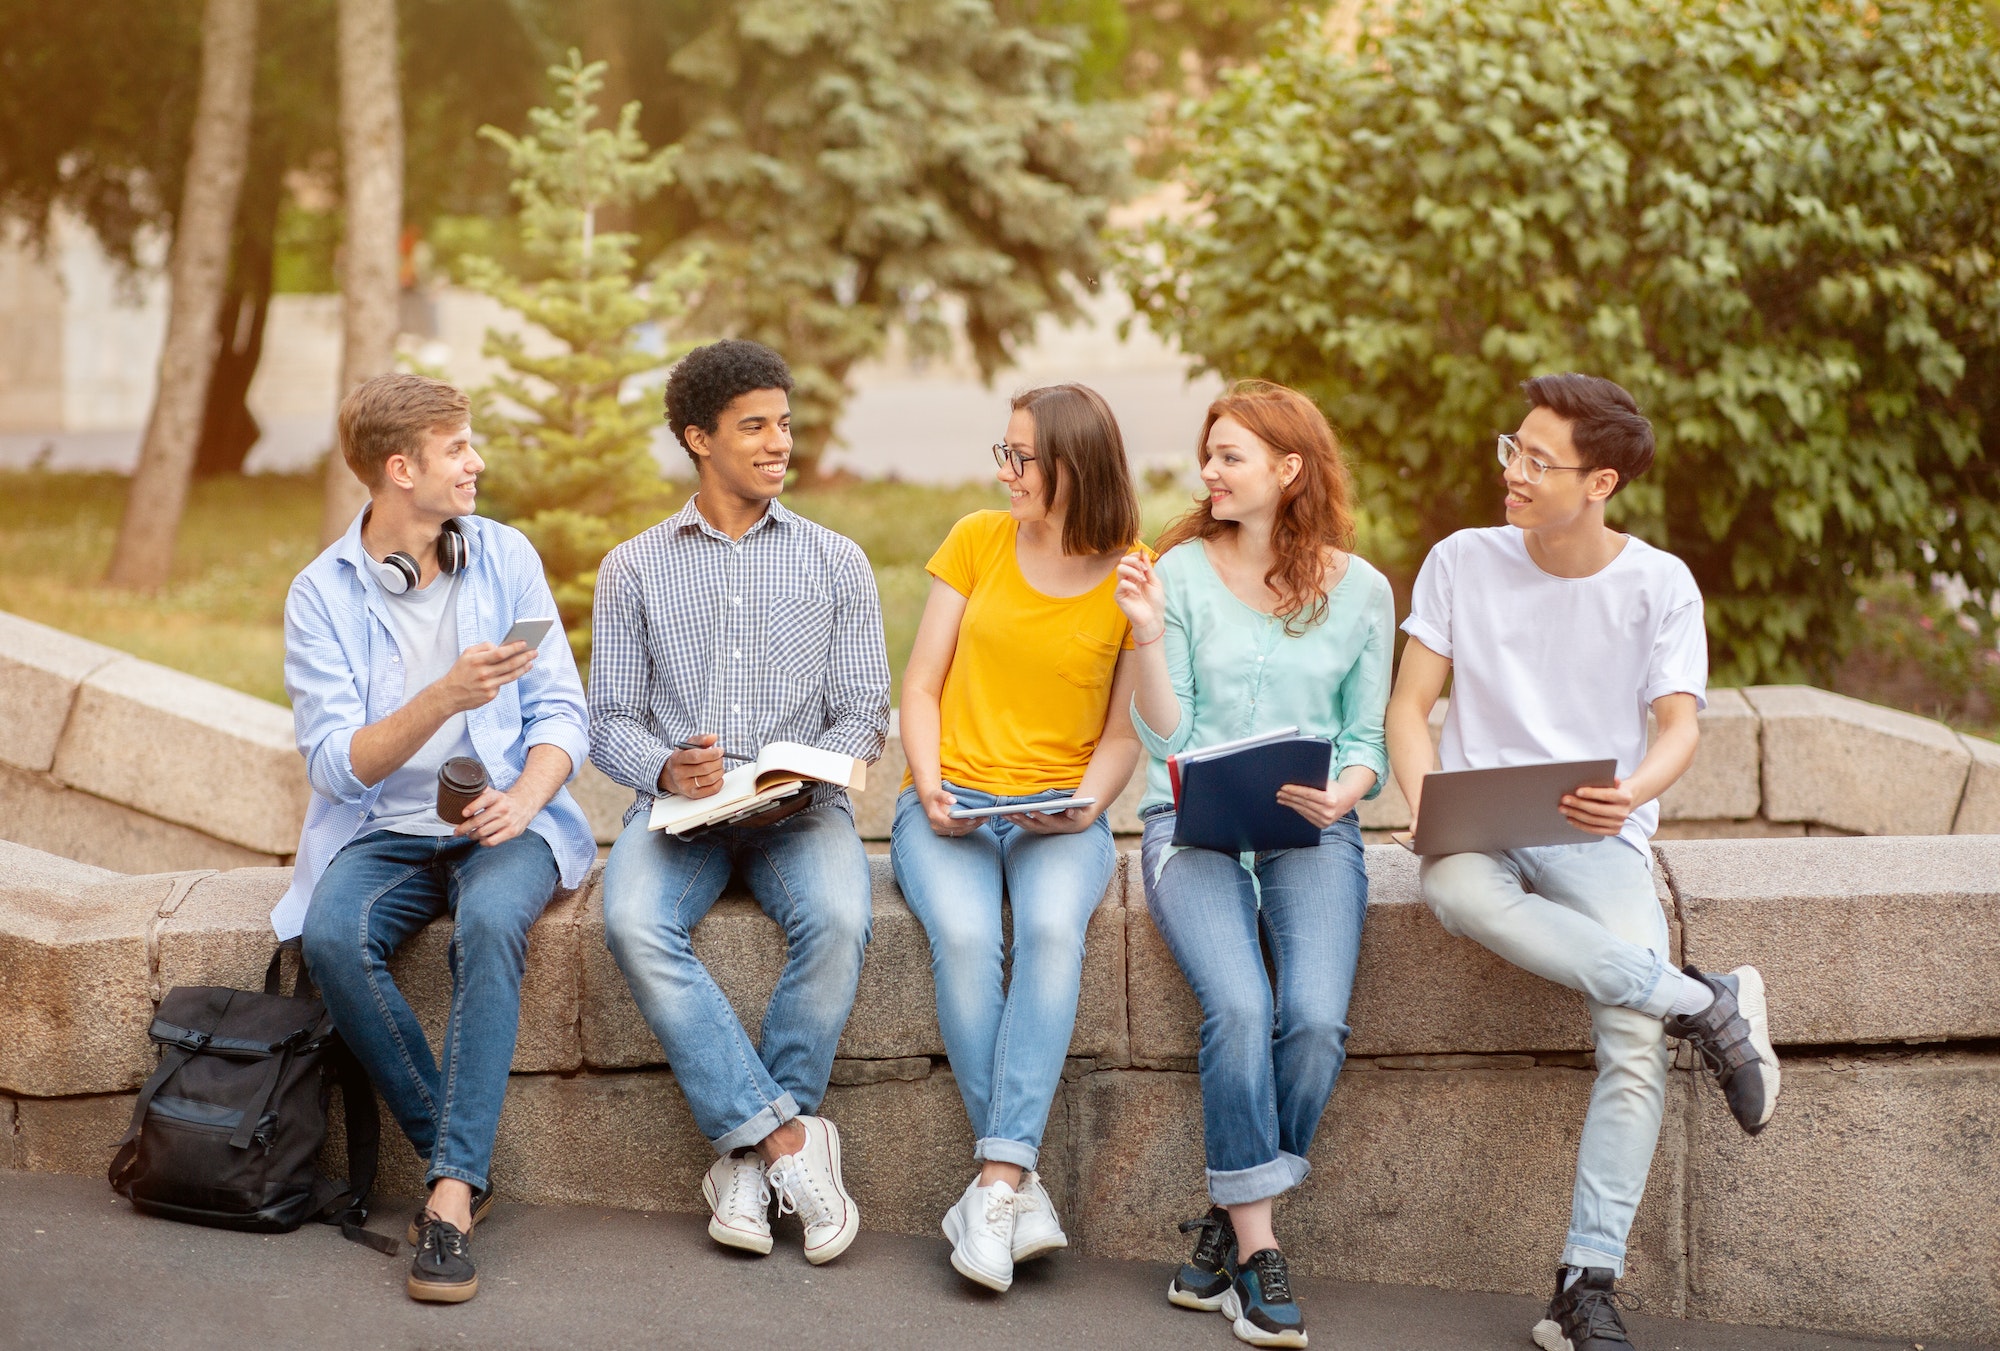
[1132,541,1395,815]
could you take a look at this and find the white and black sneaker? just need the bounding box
[942,1176,1017,1292]
[1009,1170,1068,1262]
[703,1150,774,1255]
[765,1115,860,1265]
[1664,964,1780,1135]
[1532,1266,1638,1349]
[1221,1247,1308,1347]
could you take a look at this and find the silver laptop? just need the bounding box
[1407,759,1619,855]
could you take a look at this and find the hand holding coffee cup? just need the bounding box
[436,757,489,824]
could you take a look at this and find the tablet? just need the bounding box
[947,797,1096,820]
[1408,759,1618,855]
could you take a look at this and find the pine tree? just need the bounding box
[464,50,700,664]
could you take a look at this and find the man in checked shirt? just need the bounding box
[588,339,890,1266]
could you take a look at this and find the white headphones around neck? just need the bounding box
[370,517,468,595]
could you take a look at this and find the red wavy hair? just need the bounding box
[1155,380,1356,635]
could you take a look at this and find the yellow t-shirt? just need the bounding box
[919,510,1145,795]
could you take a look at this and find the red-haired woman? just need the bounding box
[1113,380,1393,1349]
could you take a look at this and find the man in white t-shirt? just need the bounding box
[1386,374,1781,1351]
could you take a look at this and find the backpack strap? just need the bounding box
[269,939,397,1255]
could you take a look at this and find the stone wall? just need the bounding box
[3,834,1996,1345]
[7,609,2000,871]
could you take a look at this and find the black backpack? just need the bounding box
[108,943,397,1254]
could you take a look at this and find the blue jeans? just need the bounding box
[1420,841,1672,1275]
[602,803,872,1154]
[301,829,557,1193]
[1140,808,1369,1205]
[891,783,1117,1171]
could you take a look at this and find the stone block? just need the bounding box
[1745,685,1970,836]
[0,611,118,773]
[1661,835,2000,1045]
[13,1092,137,1177]
[0,843,165,1096]
[570,760,634,846]
[1654,817,1804,841]
[0,762,283,873]
[582,853,1124,1071]
[154,867,295,993]
[51,655,310,856]
[1685,1053,2000,1344]
[1064,1063,1685,1308]
[1127,845,1667,1061]
[1952,731,2000,834]
[1657,687,1761,822]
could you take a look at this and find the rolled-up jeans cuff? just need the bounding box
[426,1163,488,1194]
[974,1137,1039,1170]
[710,1091,800,1157]
[1562,1239,1626,1277]
[1630,955,1677,1021]
[1206,1150,1311,1206]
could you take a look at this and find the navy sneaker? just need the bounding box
[1167,1206,1237,1311]
[1664,964,1780,1135]
[1221,1247,1307,1347]
[1531,1266,1638,1349]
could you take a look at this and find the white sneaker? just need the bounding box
[1009,1170,1068,1262]
[942,1177,1017,1292]
[765,1115,860,1266]
[702,1151,773,1255]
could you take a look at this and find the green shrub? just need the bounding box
[1128,0,2000,683]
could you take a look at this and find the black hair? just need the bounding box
[1521,373,1655,495]
[663,339,795,459]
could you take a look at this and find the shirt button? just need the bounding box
[733,650,741,659]
[731,597,742,606]
[1256,656,1265,663]
[732,704,741,713]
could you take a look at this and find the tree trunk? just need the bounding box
[104,0,259,589]
[321,0,404,544]
[193,162,282,478]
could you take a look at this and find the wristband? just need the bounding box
[1134,629,1165,647]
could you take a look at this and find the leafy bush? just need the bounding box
[1128,0,2000,683]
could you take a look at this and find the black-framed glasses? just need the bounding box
[992,442,1039,475]
[1496,432,1591,486]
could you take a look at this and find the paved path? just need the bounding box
[0,1172,1955,1351]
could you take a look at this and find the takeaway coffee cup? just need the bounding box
[437,757,489,824]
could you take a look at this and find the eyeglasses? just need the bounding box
[1496,433,1592,486]
[992,442,1039,476]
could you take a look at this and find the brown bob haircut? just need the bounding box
[339,373,470,489]
[1156,380,1356,635]
[1010,383,1141,557]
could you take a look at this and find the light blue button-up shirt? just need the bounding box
[271,509,595,939]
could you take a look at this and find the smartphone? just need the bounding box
[947,797,1097,820]
[502,617,556,651]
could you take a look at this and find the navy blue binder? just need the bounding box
[1169,728,1334,853]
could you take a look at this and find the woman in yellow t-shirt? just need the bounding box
[893,383,1146,1293]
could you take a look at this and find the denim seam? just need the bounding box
[354,859,441,1120]
[433,898,469,1182]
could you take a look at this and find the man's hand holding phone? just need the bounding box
[437,640,536,713]
[663,733,725,799]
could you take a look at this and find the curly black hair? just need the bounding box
[663,339,795,459]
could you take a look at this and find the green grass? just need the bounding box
[0,471,1202,707]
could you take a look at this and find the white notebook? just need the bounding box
[647,741,867,836]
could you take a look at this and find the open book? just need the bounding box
[1167,725,1334,853]
[647,741,867,837]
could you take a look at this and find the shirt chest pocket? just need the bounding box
[1054,628,1121,691]
[765,593,838,680]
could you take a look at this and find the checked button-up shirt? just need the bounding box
[587,496,891,826]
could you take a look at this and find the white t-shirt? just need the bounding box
[363,569,479,836]
[1401,526,1708,856]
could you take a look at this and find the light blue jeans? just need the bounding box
[302,829,558,1193]
[892,783,1117,1170]
[1140,806,1369,1206]
[1420,840,1674,1275]
[602,803,872,1154]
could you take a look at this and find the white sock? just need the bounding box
[1561,1266,1584,1291]
[1667,971,1715,1017]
